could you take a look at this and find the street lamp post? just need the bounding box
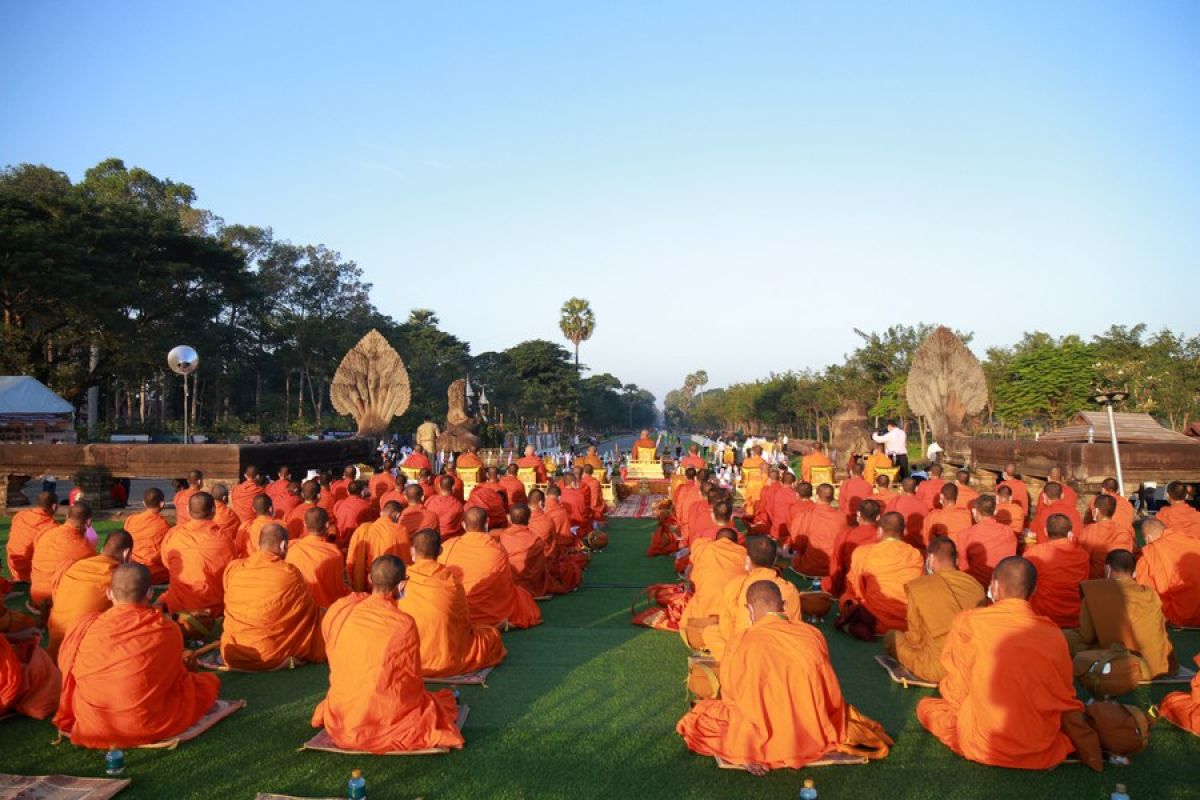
[168,346,200,444]
[1092,388,1129,495]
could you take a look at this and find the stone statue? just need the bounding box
[830,401,873,467]
[436,379,481,453]
[330,329,411,437]
[906,326,988,442]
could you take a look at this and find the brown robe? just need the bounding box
[885,569,985,682]
[1069,577,1176,679]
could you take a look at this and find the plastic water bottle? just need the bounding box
[799,778,818,799]
[104,747,125,776]
[348,769,366,799]
[1111,785,1130,800]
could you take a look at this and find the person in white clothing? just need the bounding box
[872,421,909,478]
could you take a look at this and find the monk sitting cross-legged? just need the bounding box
[159,492,238,618]
[1077,494,1135,580]
[285,507,348,609]
[953,494,1017,588]
[517,444,548,483]
[994,485,1026,539]
[0,629,60,721]
[885,478,928,550]
[498,504,550,598]
[917,557,1084,770]
[399,484,440,539]
[220,524,326,671]
[1023,513,1090,628]
[312,555,464,753]
[426,475,466,538]
[1160,654,1200,737]
[914,464,947,511]
[285,480,325,540]
[47,531,133,660]
[30,502,96,607]
[236,494,276,559]
[7,491,58,584]
[678,581,891,774]
[334,481,376,543]
[467,468,509,531]
[1066,549,1176,680]
[123,487,170,584]
[677,529,747,648]
[54,563,221,748]
[823,499,884,598]
[952,470,979,510]
[703,536,801,661]
[209,484,246,553]
[346,501,411,592]
[528,489,584,593]
[499,464,528,508]
[230,465,266,523]
[837,464,872,527]
[1135,518,1200,627]
[884,536,986,683]
[872,475,898,506]
[997,463,1030,518]
[1085,478,1135,540]
[173,470,203,525]
[920,484,973,548]
[788,483,846,577]
[438,508,542,629]
[398,530,507,677]
[1156,480,1200,538]
[1030,482,1084,545]
[841,511,924,635]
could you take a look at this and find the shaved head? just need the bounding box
[716,527,738,543]
[528,489,545,506]
[464,506,488,532]
[370,554,406,592]
[1045,513,1072,539]
[1166,481,1187,501]
[189,491,215,520]
[509,503,531,525]
[36,491,57,512]
[405,484,424,503]
[1042,482,1063,501]
[110,563,152,604]
[858,499,881,524]
[258,523,288,553]
[67,501,93,525]
[927,535,958,566]
[974,495,996,517]
[102,530,134,559]
[796,482,813,500]
[211,483,230,503]
[816,483,835,502]
[879,511,905,538]
[1106,548,1136,577]
[993,556,1037,600]
[1094,494,1116,518]
[412,529,442,559]
[746,579,784,614]
[745,535,778,567]
[301,480,321,502]
[252,494,273,515]
[1101,477,1119,493]
[304,506,329,534]
[143,487,164,507]
[1141,518,1166,543]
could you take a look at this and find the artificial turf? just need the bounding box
[1,517,1197,799]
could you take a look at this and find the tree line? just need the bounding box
[0,159,656,440]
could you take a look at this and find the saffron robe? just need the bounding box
[703,567,801,661]
[6,506,56,583]
[1075,578,1175,679]
[161,519,238,615]
[286,534,348,608]
[1076,520,1134,580]
[220,551,326,670]
[123,509,170,584]
[397,559,507,677]
[30,524,95,605]
[1023,538,1090,628]
[953,519,1017,587]
[844,538,924,633]
[47,554,118,659]
[888,570,985,682]
[1135,529,1200,626]
[438,532,542,629]
[789,504,847,577]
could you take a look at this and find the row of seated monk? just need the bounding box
[397,443,612,485]
[1,460,608,752]
[651,465,1200,771]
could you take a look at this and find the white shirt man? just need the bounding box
[872,425,908,459]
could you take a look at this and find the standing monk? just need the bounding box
[173,470,203,525]
[230,465,265,523]
[285,507,348,609]
[123,488,170,584]
[47,531,131,659]
[6,491,57,583]
[885,536,985,682]
[1135,518,1200,626]
[54,564,221,748]
[159,492,238,617]
[917,557,1083,769]
[438,508,542,629]
[30,502,96,606]
[220,524,326,670]
[312,555,464,754]
[952,495,1017,587]
[581,464,606,523]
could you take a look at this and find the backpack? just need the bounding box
[1086,701,1152,756]
[1073,645,1144,699]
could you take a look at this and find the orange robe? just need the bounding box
[953,519,1017,587]
[438,532,542,629]
[286,534,348,608]
[531,508,584,593]
[1156,503,1200,538]
[761,485,799,541]
[330,478,351,504]
[821,524,879,597]
[1023,538,1089,628]
[675,482,702,542]
[558,487,592,535]
[995,501,1026,537]
[1038,482,1078,510]
[998,478,1029,515]
[703,567,801,660]
[399,504,440,539]
[921,506,973,547]
[844,538,924,633]
[800,453,832,484]
[954,483,979,510]
[30,524,95,605]
[499,475,528,507]
[54,604,220,747]
[213,501,243,551]
[862,453,891,485]
[582,475,606,520]
[124,509,170,584]
[0,635,60,720]
[367,471,396,508]
[917,599,1082,769]
[750,483,780,533]
[398,559,507,677]
[312,593,463,753]
[6,506,56,583]
[173,487,198,524]
[1077,520,1135,580]
[426,495,465,537]
[886,494,928,550]
[517,455,548,483]
[346,517,411,591]
[284,500,322,540]
[789,504,847,577]
[402,452,433,471]
[633,438,657,460]
[915,477,946,511]
[1087,492,1135,537]
[230,479,264,523]
[239,514,274,558]
[221,551,326,669]
[679,454,706,470]
[160,519,238,615]
[890,570,986,682]
[1030,500,1084,544]
[334,496,374,543]
[677,615,849,769]
[47,554,118,659]
[466,485,508,530]
[266,477,292,506]
[1136,529,1200,626]
[838,476,871,525]
[1159,654,1200,735]
[498,525,549,597]
[678,537,747,633]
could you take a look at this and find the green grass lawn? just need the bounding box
[2,517,1197,799]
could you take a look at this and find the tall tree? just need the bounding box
[558,297,595,371]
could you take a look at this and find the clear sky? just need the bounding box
[3,2,1197,403]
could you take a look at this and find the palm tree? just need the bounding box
[408,309,440,328]
[559,297,595,371]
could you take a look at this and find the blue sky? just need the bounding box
[2,2,1197,403]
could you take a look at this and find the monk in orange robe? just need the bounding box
[498,464,527,508]
[674,472,704,544]
[1024,514,1089,628]
[1077,494,1135,579]
[172,470,203,524]
[497,504,550,597]
[285,480,325,539]
[885,478,927,549]
[1136,518,1200,626]
[1039,467,1078,510]
[467,469,509,531]
[6,491,57,583]
[1030,483,1083,545]
[528,489,584,593]
[678,581,876,772]
[952,495,1017,587]
[334,481,375,543]
[952,470,979,509]
[312,555,464,753]
[759,471,799,541]
[266,465,294,507]
[237,494,277,558]
[221,523,326,670]
[915,464,947,511]
[367,461,396,509]
[703,536,801,660]
[918,557,1083,769]
[544,485,584,559]
[347,501,410,591]
[209,484,245,552]
[842,512,924,633]
[679,443,706,471]
[749,469,781,534]
[318,474,338,516]
[677,529,747,642]
[557,474,593,536]
[229,465,265,523]
[516,445,548,483]
[123,487,170,583]
[398,484,440,537]
[426,475,466,537]
[285,507,347,609]
[1159,653,1200,736]
[0,633,60,721]
[789,484,846,577]
[47,531,132,659]
[799,443,831,484]
[997,463,1029,516]
[920,484,973,547]
[838,464,872,526]
[398,531,506,677]
[159,492,238,616]
[1156,480,1200,538]
[581,464,606,522]
[872,475,898,506]
[994,485,1026,538]
[632,430,657,461]
[55,563,220,748]
[822,499,883,597]
[455,446,483,478]
[330,465,357,505]
[439,464,466,501]
[30,502,96,606]
[580,445,604,471]
[438,508,542,629]
[885,536,986,682]
[1085,477,1135,537]
[862,444,891,486]
[402,446,433,472]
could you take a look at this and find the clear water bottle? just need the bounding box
[105,747,125,776]
[799,778,818,799]
[348,769,366,799]
[1111,785,1130,800]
